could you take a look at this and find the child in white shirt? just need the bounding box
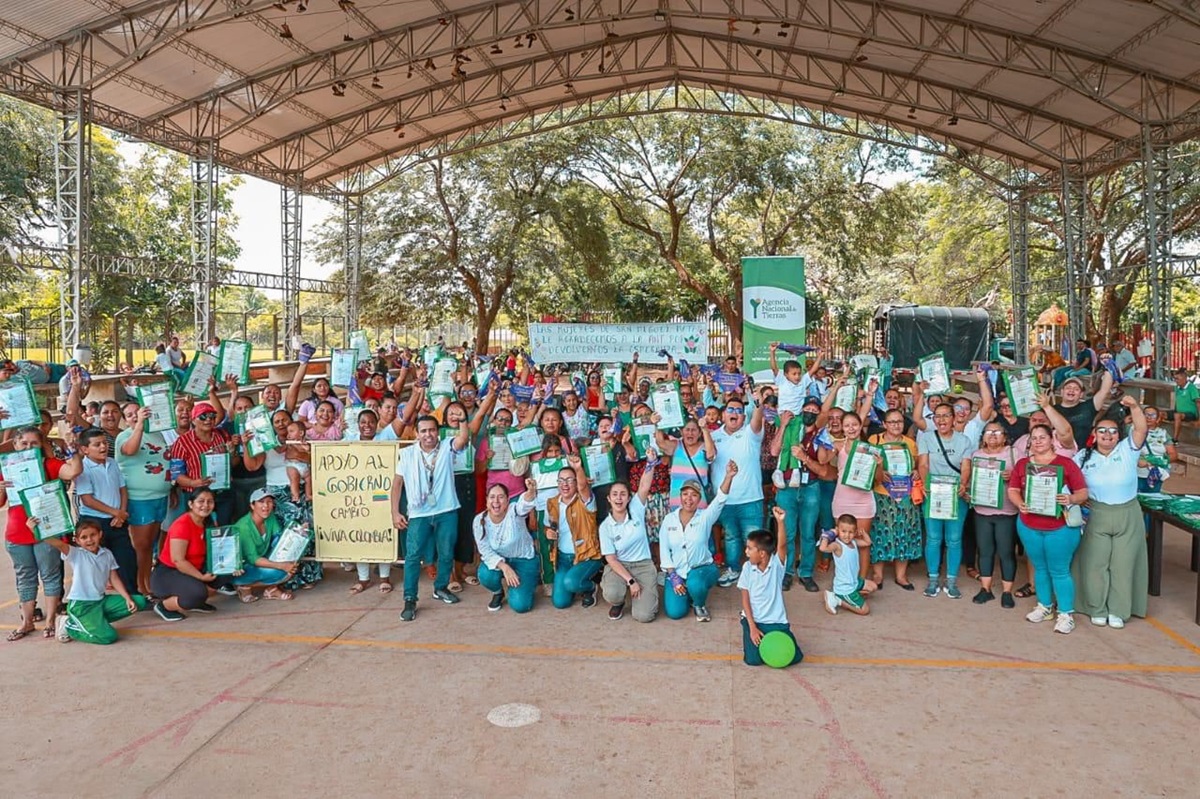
[738,507,804,667]
[39,518,146,644]
[819,514,878,616]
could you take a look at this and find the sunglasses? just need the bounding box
[196,412,217,421]
[1095,427,1119,434]
[726,408,746,415]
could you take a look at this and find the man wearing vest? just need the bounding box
[545,454,602,609]
[392,414,471,622]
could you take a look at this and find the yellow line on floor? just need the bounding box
[0,599,17,611]
[120,627,1200,675]
[1145,616,1200,659]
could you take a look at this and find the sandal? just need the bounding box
[447,580,463,594]
[237,589,261,604]
[263,587,294,601]
[966,567,981,580]
[349,582,369,595]
[1014,583,1035,598]
[7,627,34,642]
[894,580,915,591]
[464,575,480,586]
[379,581,393,594]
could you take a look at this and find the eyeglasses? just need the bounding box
[933,414,954,420]
[953,406,970,414]
[726,408,746,415]
[984,430,1004,436]
[885,419,903,424]
[1095,427,1119,434]
[558,477,576,484]
[459,390,476,397]
[1144,413,1159,419]
[196,412,217,421]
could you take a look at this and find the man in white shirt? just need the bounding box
[1111,339,1138,379]
[711,395,765,586]
[165,336,188,370]
[392,415,470,621]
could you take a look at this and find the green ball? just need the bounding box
[759,630,796,668]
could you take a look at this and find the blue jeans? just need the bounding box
[741,618,804,667]
[663,563,719,619]
[719,501,764,571]
[775,481,821,578]
[925,505,967,583]
[552,553,603,609]
[5,540,64,602]
[1016,518,1081,612]
[403,510,457,600]
[479,557,541,613]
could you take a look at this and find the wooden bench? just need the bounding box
[1143,505,1200,625]
[1123,377,1175,410]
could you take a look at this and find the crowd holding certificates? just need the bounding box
[0,332,1158,649]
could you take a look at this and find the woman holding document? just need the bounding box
[866,409,922,590]
[966,421,1019,608]
[1072,397,1148,629]
[1007,425,1089,635]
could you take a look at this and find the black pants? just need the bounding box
[453,473,477,564]
[962,508,977,570]
[975,513,1018,582]
[90,516,138,596]
[149,564,209,609]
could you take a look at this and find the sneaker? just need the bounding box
[1026,603,1054,623]
[695,605,711,622]
[608,603,625,621]
[215,585,238,596]
[923,582,940,598]
[55,615,70,642]
[1090,616,1108,627]
[191,602,217,613]
[400,599,417,622]
[945,583,962,600]
[800,576,820,593]
[972,589,994,604]
[432,588,461,604]
[771,469,786,489]
[1000,592,1015,609]
[1054,611,1075,634]
[717,568,740,587]
[1107,615,1125,629]
[782,574,793,592]
[823,591,839,615]
[487,593,504,612]
[153,602,185,622]
[581,591,597,609]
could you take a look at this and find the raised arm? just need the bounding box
[772,505,787,562]
[1091,370,1114,411]
[769,342,780,377]
[1037,393,1075,449]
[1123,396,1147,449]
[284,356,308,413]
[976,365,995,421]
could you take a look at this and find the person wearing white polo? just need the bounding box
[710,395,765,586]
[393,414,470,622]
[599,459,658,623]
[659,461,738,622]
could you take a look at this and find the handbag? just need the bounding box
[1064,503,1085,528]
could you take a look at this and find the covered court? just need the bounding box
[4,2,1200,796]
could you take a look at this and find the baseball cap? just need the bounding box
[249,488,273,504]
[680,479,704,497]
[1060,377,1085,391]
[191,401,217,419]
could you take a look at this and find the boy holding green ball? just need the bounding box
[739,506,805,667]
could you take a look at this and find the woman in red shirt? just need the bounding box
[1007,424,1089,635]
[149,488,219,620]
[1,427,82,639]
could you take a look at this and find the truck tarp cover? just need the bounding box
[882,306,991,370]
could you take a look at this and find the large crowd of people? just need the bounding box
[0,333,1178,664]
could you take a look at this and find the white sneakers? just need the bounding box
[1108,615,1125,629]
[1026,604,1054,623]
[1054,612,1075,634]
[823,591,839,615]
[1090,616,1108,626]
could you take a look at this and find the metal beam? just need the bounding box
[281,176,303,356]
[1062,169,1089,346]
[191,142,217,343]
[1144,126,1175,379]
[55,88,91,360]
[1008,193,1030,365]
[343,189,364,336]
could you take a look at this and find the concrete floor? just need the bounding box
[4,486,1200,799]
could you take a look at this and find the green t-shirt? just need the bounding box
[233,513,282,565]
[114,429,173,501]
[1175,383,1200,416]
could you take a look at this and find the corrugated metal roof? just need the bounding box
[0,0,1198,193]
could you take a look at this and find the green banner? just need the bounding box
[742,256,806,382]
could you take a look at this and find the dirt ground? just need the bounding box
[3,478,1200,798]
